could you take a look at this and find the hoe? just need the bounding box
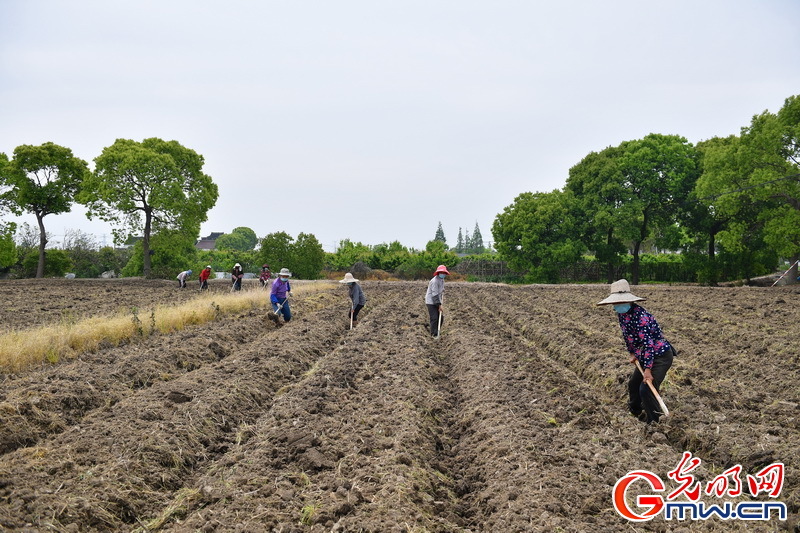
[635,360,670,417]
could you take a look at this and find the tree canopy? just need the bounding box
[80,138,218,277]
[215,226,258,251]
[2,143,89,277]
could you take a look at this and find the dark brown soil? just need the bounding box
[1,279,798,531]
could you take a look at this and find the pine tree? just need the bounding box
[456,227,464,253]
[471,222,485,254]
[434,221,447,245]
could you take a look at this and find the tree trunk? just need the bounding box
[707,229,717,286]
[143,211,152,278]
[605,227,615,284]
[631,240,641,285]
[36,213,47,279]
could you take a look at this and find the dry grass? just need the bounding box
[0,282,335,374]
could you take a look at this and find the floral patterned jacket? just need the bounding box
[617,304,673,369]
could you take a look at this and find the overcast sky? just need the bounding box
[2,1,799,252]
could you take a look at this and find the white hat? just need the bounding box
[339,272,359,283]
[596,279,646,306]
[278,268,292,277]
[234,263,241,268]
[206,265,212,269]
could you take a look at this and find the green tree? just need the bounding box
[616,134,699,284]
[492,189,585,282]
[63,229,102,277]
[3,143,89,278]
[469,222,485,254]
[257,231,295,273]
[292,233,325,279]
[566,145,629,283]
[80,138,218,278]
[455,227,464,253]
[18,248,72,278]
[0,222,16,269]
[121,229,198,279]
[395,240,460,280]
[328,239,372,271]
[215,226,258,251]
[369,240,410,271]
[434,221,447,246]
[696,95,800,283]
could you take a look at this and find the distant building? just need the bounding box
[195,232,224,250]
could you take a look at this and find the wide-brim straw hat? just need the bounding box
[434,265,450,275]
[339,272,359,283]
[278,268,292,277]
[596,279,646,306]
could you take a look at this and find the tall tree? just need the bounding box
[566,145,628,283]
[456,227,464,253]
[492,189,585,282]
[215,226,259,251]
[616,134,699,284]
[697,95,800,283]
[3,143,89,277]
[80,138,218,277]
[470,222,485,254]
[434,221,447,245]
[0,154,17,269]
[257,231,296,273]
[293,232,325,279]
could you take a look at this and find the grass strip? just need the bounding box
[0,282,335,374]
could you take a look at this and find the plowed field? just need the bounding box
[1,279,798,532]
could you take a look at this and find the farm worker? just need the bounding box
[270,268,293,323]
[339,272,366,327]
[231,263,244,291]
[199,265,212,290]
[425,265,449,337]
[597,279,676,424]
[177,269,192,289]
[259,264,272,287]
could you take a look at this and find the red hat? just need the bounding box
[434,265,450,275]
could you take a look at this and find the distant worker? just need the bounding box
[231,263,244,291]
[199,265,212,290]
[177,269,192,289]
[425,265,449,337]
[259,264,272,287]
[268,268,293,325]
[597,279,676,424]
[340,272,366,328]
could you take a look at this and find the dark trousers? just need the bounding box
[426,304,443,337]
[349,304,364,321]
[629,347,674,423]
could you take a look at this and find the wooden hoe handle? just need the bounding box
[635,360,670,417]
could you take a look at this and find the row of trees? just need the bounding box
[326,238,461,279]
[492,94,800,284]
[434,221,487,255]
[0,138,218,278]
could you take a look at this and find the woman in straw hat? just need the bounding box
[231,263,244,291]
[340,272,366,327]
[269,268,293,324]
[597,279,676,424]
[425,265,450,337]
